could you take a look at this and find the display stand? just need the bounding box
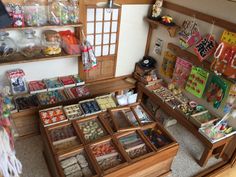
[137,83,234,167]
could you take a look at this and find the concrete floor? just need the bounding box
[14,123,233,177]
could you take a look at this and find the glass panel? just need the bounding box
[87,23,94,34]
[104,9,111,21]
[96,22,103,33]
[104,22,111,33]
[103,34,110,44]
[111,22,118,32]
[110,44,116,55]
[95,34,102,45]
[96,8,104,21]
[103,45,109,56]
[87,8,95,21]
[95,46,102,57]
[112,9,119,20]
[110,33,117,43]
[87,35,94,45]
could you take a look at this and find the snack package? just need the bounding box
[59,30,80,55]
[161,51,177,78]
[171,57,192,88]
[185,66,209,98]
[6,69,28,95]
[224,84,236,113]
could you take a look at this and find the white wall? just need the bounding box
[115,5,149,76]
[148,0,236,116]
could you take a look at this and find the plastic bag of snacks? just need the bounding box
[6,3,25,27]
[42,30,61,55]
[6,69,28,95]
[59,30,80,54]
[48,0,69,25]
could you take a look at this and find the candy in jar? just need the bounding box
[68,0,79,24]
[18,30,42,57]
[0,32,16,58]
[42,30,61,55]
[48,0,70,25]
[23,0,47,26]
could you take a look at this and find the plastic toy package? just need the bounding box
[6,69,28,95]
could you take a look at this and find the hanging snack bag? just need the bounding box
[6,69,28,95]
[59,30,80,54]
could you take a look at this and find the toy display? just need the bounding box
[179,20,201,49]
[119,133,149,159]
[224,84,236,113]
[95,95,117,111]
[59,75,76,88]
[190,110,219,128]
[132,105,153,125]
[0,32,16,58]
[42,30,61,55]
[37,90,67,105]
[23,0,47,26]
[18,30,42,57]
[194,34,217,62]
[211,30,236,79]
[172,57,193,88]
[6,3,25,27]
[73,75,85,86]
[63,104,84,120]
[65,86,90,99]
[79,99,101,115]
[161,51,177,78]
[205,75,228,109]
[48,0,70,25]
[143,128,171,148]
[59,30,80,55]
[185,67,209,98]
[59,151,94,177]
[44,78,63,91]
[90,141,123,170]
[7,69,28,95]
[28,80,47,94]
[151,0,163,19]
[39,106,68,127]
[49,124,76,142]
[14,94,39,111]
[78,118,108,142]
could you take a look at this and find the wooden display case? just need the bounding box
[41,102,179,177]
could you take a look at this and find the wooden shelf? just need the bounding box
[0,51,81,66]
[0,22,83,31]
[167,42,236,84]
[145,17,180,37]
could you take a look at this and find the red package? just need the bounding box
[59,30,80,54]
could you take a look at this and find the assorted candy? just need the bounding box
[44,78,64,91]
[59,75,76,88]
[6,3,25,27]
[190,110,218,128]
[65,86,90,99]
[42,30,62,55]
[91,141,122,170]
[64,104,84,120]
[37,90,67,106]
[39,106,67,127]
[119,133,148,159]
[79,100,101,115]
[73,75,85,86]
[78,119,107,142]
[132,105,153,125]
[96,95,117,111]
[60,151,93,177]
[28,80,47,94]
[143,128,172,149]
[14,94,39,110]
[50,125,76,142]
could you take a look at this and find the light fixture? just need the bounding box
[96,0,121,13]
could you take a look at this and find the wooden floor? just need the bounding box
[217,166,236,177]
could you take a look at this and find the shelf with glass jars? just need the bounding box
[0,0,82,66]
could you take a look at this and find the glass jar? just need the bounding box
[18,30,42,57]
[0,32,17,58]
[68,0,79,24]
[23,0,47,26]
[48,0,69,25]
[42,30,62,55]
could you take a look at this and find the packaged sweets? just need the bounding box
[42,30,61,55]
[0,32,16,58]
[59,30,80,54]
[28,80,47,94]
